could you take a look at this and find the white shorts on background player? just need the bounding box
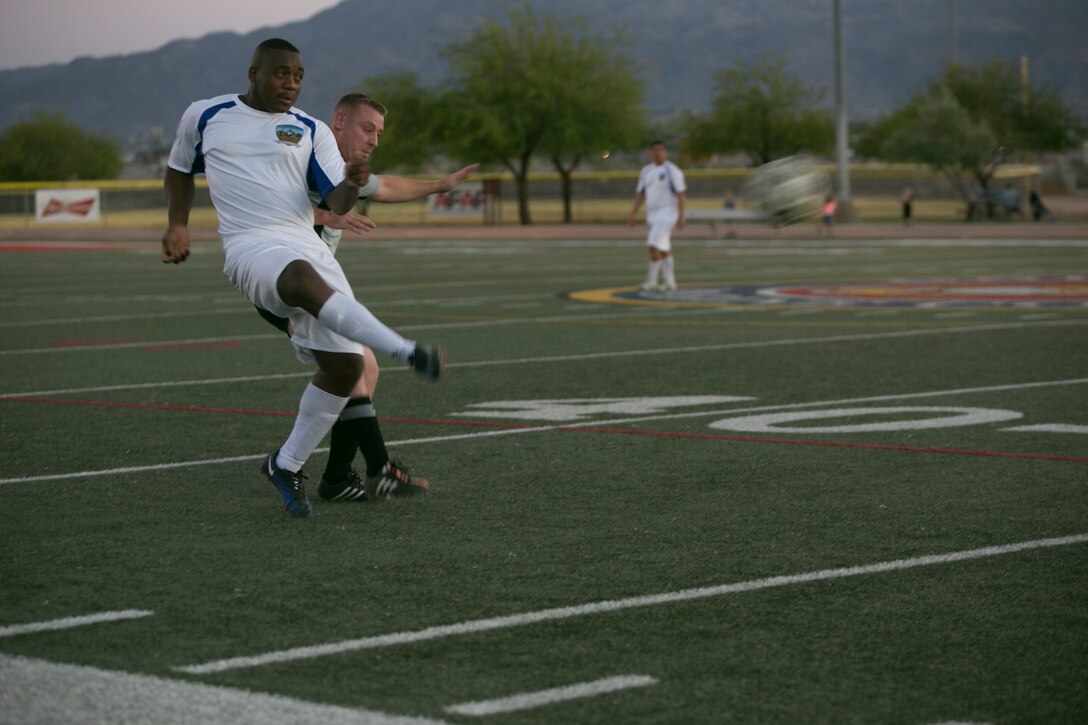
[167,93,363,360]
[646,208,679,252]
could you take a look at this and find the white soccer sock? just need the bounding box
[277,383,349,472]
[646,260,663,286]
[317,292,414,363]
[663,256,676,286]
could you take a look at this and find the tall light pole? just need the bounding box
[948,0,956,65]
[833,0,851,208]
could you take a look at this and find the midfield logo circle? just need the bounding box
[569,278,1088,308]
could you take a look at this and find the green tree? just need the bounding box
[683,54,833,166]
[356,73,443,173]
[859,60,1086,216]
[879,89,998,207]
[439,3,644,224]
[940,60,1085,155]
[0,110,122,181]
[538,26,644,223]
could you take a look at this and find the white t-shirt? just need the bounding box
[636,161,686,214]
[167,93,346,250]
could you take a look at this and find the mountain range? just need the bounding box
[1,0,1084,147]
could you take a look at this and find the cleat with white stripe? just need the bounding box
[317,469,369,502]
[364,460,428,501]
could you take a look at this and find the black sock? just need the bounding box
[322,417,359,483]
[326,396,389,478]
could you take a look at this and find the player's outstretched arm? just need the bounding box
[162,168,195,264]
[314,207,377,234]
[371,163,479,203]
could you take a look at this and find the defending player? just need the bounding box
[627,140,686,292]
[162,38,445,518]
[258,92,477,503]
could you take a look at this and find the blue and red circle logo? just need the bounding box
[569,278,1088,308]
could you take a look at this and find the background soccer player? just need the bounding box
[628,140,687,292]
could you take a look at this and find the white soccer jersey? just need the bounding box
[168,93,346,249]
[636,161,687,214]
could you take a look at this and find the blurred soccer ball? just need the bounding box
[742,156,831,225]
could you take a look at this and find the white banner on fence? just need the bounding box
[427,183,488,217]
[35,189,101,223]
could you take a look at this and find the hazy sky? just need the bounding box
[0,0,343,70]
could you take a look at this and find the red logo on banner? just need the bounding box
[42,197,97,217]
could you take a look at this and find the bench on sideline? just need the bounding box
[685,209,772,236]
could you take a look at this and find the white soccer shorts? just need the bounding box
[223,239,364,362]
[646,208,678,252]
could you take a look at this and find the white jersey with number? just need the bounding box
[636,161,686,214]
[167,93,345,251]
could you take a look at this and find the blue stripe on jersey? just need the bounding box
[289,111,336,200]
[192,99,237,174]
[657,161,674,194]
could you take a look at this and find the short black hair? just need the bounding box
[649,140,666,147]
[255,38,300,55]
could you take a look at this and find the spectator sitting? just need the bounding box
[1029,190,1053,222]
[1001,183,1022,220]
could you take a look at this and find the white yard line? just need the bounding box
[3,319,1083,397]
[0,610,153,638]
[175,533,1088,675]
[444,675,658,716]
[2,377,1085,486]
[0,308,250,329]
[0,372,313,400]
[1002,424,1088,435]
[0,293,559,328]
[0,333,280,356]
[0,653,446,725]
[0,306,732,356]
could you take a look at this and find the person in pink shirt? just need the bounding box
[820,194,837,237]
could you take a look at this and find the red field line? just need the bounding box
[49,339,240,351]
[142,342,241,351]
[3,395,1085,463]
[2,397,294,418]
[0,242,152,252]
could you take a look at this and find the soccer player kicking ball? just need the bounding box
[162,38,445,518]
[256,92,478,505]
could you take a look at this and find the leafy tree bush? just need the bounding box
[0,110,122,181]
[683,54,833,166]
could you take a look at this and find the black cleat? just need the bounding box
[365,460,429,501]
[409,343,447,380]
[259,450,312,518]
[317,469,368,502]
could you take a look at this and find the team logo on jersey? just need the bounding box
[275,124,304,145]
